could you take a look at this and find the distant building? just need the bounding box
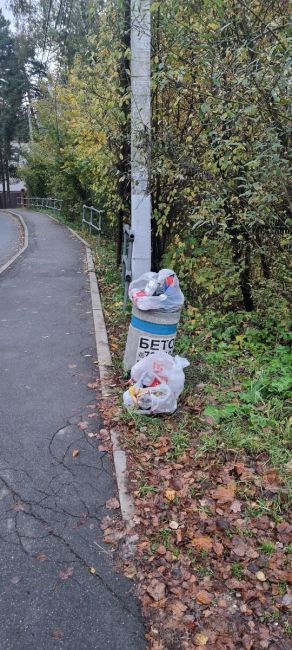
[0,178,26,209]
[0,140,27,208]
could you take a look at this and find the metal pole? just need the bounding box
[98,211,101,246]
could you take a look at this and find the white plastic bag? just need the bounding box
[129,269,184,312]
[123,382,176,415]
[131,352,189,398]
[123,351,189,415]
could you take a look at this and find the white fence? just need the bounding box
[82,205,103,243]
[17,197,63,211]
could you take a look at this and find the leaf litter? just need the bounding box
[93,263,292,649]
[98,393,292,650]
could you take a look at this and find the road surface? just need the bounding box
[0,210,144,650]
[0,211,22,268]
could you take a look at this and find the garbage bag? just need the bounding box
[129,269,184,312]
[131,352,189,398]
[123,383,176,415]
[123,351,189,415]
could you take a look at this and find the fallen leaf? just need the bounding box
[98,444,110,452]
[211,483,235,503]
[146,579,166,602]
[12,502,25,512]
[52,629,64,640]
[72,449,79,457]
[226,578,244,590]
[282,594,292,608]
[234,464,255,481]
[164,489,176,502]
[214,542,224,556]
[103,529,125,545]
[277,522,292,543]
[230,499,242,513]
[59,566,74,581]
[284,571,292,584]
[256,571,266,582]
[194,632,209,646]
[168,600,187,617]
[36,553,48,562]
[196,590,213,605]
[105,497,120,510]
[190,535,213,552]
[78,422,88,430]
[90,567,96,574]
[156,544,166,555]
[10,576,21,584]
[232,539,249,558]
[242,634,254,650]
[124,564,137,579]
[101,515,113,530]
[262,468,281,488]
[87,382,98,389]
[87,432,97,438]
[169,521,179,530]
[68,364,77,369]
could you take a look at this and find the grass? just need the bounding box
[168,424,190,459]
[39,211,292,501]
[278,582,288,596]
[231,563,243,579]
[283,620,292,637]
[259,541,275,555]
[139,484,158,498]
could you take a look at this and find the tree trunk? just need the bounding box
[239,243,254,312]
[5,155,10,207]
[232,236,254,312]
[255,231,270,280]
[0,150,7,209]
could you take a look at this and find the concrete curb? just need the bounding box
[0,211,28,276]
[11,210,135,524]
[70,229,135,522]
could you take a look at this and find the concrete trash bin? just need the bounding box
[123,304,181,371]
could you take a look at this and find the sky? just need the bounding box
[0,0,16,28]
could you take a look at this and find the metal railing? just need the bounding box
[17,196,63,211]
[121,223,134,308]
[82,205,103,243]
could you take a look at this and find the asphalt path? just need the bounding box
[0,211,22,267]
[0,210,144,650]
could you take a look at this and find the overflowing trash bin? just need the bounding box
[123,269,184,371]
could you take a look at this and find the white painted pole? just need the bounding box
[27,100,34,144]
[131,0,151,279]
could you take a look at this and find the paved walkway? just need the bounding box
[0,210,144,650]
[0,211,22,267]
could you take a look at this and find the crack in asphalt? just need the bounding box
[0,460,138,619]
